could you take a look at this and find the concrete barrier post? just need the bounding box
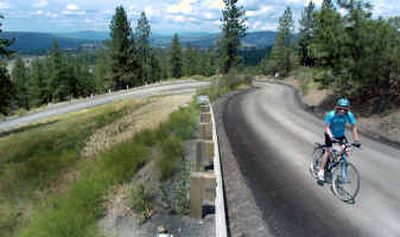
[189,171,216,219]
[195,140,214,171]
[199,122,212,140]
[200,112,212,124]
[200,105,210,113]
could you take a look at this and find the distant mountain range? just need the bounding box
[2,31,280,54]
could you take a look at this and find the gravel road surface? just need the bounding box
[217,81,400,237]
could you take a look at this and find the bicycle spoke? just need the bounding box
[333,162,360,201]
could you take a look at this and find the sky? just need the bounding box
[0,0,399,33]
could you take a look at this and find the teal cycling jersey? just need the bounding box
[324,110,356,137]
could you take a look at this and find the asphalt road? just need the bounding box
[222,81,400,237]
[0,80,208,132]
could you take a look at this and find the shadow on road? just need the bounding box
[0,120,60,138]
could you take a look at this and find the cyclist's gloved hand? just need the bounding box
[353,141,361,148]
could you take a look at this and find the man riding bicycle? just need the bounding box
[318,97,361,182]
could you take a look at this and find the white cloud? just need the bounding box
[0,1,10,10]
[246,5,273,17]
[66,4,80,11]
[203,12,215,19]
[62,3,85,16]
[33,0,48,8]
[286,0,302,3]
[167,0,196,14]
[372,0,396,17]
[212,20,220,26]
[101,9,112,15]
[251,21,277,31]
[62,10,86,16]
[171,15,186,23]
[85,18,94,23]
[45,11,59,18]
[205,0,224,10]
[144,6,160,18]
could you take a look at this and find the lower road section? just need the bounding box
[0,80,208,132]
[218,82,400,237]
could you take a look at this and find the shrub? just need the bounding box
[157,136,183,180]
[128,183,153,222]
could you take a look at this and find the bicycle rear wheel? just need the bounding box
[310,145,324,178]
[332,161,360,201]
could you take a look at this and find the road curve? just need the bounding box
[0,80,208,132]
[220,81,400,237]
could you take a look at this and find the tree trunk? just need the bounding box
[372,79,390,114]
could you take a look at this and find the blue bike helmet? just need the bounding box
[336,97,350,108]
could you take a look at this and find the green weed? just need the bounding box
[157,136,184,180]
[199,71,254,101]
[128,182,153,222]
[0,101,140,237]
[17,139,149,237]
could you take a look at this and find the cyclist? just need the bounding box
[318,97,361,182]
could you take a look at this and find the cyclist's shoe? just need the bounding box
[353,141,361,148]
[318,170,325,182]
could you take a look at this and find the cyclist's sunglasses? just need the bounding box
[336,106,349,112]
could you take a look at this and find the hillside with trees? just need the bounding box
[260,0,400,114]
[0,8,220,116]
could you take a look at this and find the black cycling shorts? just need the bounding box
[324,133,347,148]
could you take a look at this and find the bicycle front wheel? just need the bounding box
[310,145,324,179]
[332,161,360,201]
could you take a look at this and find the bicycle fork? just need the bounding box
[340,157,349,183]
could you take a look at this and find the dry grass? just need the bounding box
[81,94,193,158]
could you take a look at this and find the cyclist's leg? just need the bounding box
[319,133,332,181]
[320,133,332,170]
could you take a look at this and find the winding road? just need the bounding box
[0,80,208,133]
[220,81,400,236]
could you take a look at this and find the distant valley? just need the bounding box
[3,31,278,54]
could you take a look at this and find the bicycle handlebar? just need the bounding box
[331,138,361,149]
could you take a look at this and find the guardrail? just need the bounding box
[189,97,227,237]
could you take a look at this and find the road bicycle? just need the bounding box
[310,139,361,202]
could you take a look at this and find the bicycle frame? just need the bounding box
[326,151,347,173]
[325,141,354,182]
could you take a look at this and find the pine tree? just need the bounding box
[322,0,334,9]
[170,33,183,78]
[312,3,346,72]
[299,1,316,66]
[93,50,109,92]
[199,48,217,77]
[135,12,152,84]
[126,33,140,87]
[30,58,46,106]
[109,6,133,89]
[46,41,69,102]
[158,49,171,80]
[11,57,30,109]
[0,63,13,114]
[149,52,162,83]
[219,0,247,73]
[0,15,14,115]
[266,6,294,76]
[183,44,200,76]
